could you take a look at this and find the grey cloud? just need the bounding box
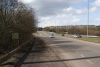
[34,0,69,17]
[29,0,85,17]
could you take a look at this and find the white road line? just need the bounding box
[80,54,94,64]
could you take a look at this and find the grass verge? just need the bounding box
[79,37,100,43]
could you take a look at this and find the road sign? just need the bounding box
[12,33,19,39]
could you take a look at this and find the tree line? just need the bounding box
[44,25,100,36]
[0,0,37,53]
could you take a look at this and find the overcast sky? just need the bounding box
[19,0,100,27]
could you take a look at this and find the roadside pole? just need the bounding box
[87,0,89,38]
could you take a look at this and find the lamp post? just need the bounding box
[87,0,89,38]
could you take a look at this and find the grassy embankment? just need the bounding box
[79,38,100,43]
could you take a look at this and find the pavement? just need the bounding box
[21,47,67,67]
[37,31,100,67]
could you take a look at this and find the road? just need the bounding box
[37,31,100,67]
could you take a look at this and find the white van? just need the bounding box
[49,32,55,38]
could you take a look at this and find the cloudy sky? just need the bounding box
[20,0,100,27]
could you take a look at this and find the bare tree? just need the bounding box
[0,0,37,52]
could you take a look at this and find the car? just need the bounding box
[72,34,82,38]
[49,32,55,38]
[77,35,82,38]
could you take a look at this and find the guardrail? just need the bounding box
[0,38,33,64]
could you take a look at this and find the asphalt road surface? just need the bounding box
[37,31,100,67]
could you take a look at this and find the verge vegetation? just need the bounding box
[0,0,46,57]
[79,38,100,43]
[44,25,100,36]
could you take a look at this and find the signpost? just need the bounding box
[12,33,19,46]
[12,33,19,39]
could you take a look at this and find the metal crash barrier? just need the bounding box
[0,38,33,64]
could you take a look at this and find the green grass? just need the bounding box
[79,38,100,43]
